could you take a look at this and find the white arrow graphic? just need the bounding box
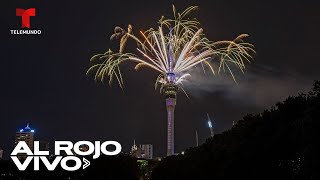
[83,157,90,169]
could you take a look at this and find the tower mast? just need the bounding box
[161,28,178,156]
[207,113,214,137]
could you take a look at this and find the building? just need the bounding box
[0,148,3,159]
[130,140,153,159]
[141,144,153,159]
[15,123,35,159]
[130,139,143,158]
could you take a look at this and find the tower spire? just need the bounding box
[131,138,137,152]
[169,27,174,73]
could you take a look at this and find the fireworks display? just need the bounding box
[87,5,255,156]
[87,5,255,94]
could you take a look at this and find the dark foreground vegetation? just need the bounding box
[151,81,318,180]
[0,81,317,180]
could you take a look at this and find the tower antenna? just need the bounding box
[207,113,214,137]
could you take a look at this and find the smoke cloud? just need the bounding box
[182,64,312,108]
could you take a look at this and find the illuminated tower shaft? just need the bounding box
[166,94,176,156]
[162,83,178,156]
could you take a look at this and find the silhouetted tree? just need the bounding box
[151,81,318,180]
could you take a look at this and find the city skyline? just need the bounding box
[1,0,319,159]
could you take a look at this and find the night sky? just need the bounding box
[1,0,319,158]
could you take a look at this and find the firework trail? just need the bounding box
[87,5,255,95]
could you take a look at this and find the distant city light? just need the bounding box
[18,124,35,133]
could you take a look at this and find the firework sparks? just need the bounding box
[87,5,255,94]
[87,5,255,156]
